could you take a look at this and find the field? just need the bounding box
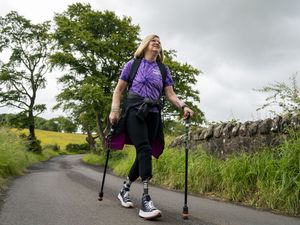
[12,128,86,150]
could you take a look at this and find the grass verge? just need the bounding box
[0,127,62,189]
[82,134,300,216]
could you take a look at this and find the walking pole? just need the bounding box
[182,112,190,219]
[98,126,114,201]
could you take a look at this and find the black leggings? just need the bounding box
[126,108,160,181]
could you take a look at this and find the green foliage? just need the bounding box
[111,147,136,177]
[220,153,257,201]
[2,114,78,133]
[255,74,300,115]
[38,116,77,133]
[188,151,221,193]
[0,127,28,180]
[163,119,185,136]
[25,138,43,154]
[42,118,61,132]
[0,11,52,139]
[0,113,27,128]
[82,153,105,166]
[34,116,48,130]
[56,116,77,133]
[50,3,140,144]
[82,146,134,177]
[0,127,62,189]
[65,143,90,153]
[253,133,300,214]
[50,3,206,146]
[43,143,60,152]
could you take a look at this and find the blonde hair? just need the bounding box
[134,34,164,62]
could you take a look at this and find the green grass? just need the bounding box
[0,127,87,190]
[82,134,300,216]
[0,127,28,185]
[83,145,135,178]
[0,127,57,188]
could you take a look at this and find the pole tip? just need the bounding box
[182,213,189,220]
[182,206,189,219]
[98,192,103,201]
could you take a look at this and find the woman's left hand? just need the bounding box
[183,106,194,119]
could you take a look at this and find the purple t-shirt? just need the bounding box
[120,58,174,101]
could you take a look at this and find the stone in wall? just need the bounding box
[169,113,300,158]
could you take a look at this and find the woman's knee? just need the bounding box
[137,144,151,160]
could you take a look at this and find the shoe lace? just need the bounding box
[124,191,129,198]
[122,188,131,202]
[145,199,156,210]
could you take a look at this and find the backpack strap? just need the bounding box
[157,61,167,122]
[157,61,167,95]
[127,58,142,91]
[157,61,167,83]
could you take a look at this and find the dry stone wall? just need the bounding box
[169,113,300,158]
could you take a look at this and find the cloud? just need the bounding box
[1,0,300,121]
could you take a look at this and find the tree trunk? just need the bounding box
[95,113,106,151]
[86,128,97,153]
[28,109,35,140]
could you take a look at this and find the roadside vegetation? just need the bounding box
[0,127,86,189]
[83,134,300,216]
[1,124,299,216]
[0,127,55,188]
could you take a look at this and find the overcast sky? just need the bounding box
[1,0,300,122]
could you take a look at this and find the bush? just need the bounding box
[44,143,60,151]
[17,133,43,154]
[26,138,42,154]
[65,143,89,153]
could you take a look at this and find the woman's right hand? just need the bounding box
[109,111,120,125]
[109,80,127,125]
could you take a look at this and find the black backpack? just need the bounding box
[127,58,167,92]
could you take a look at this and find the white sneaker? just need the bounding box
[117,184,134,208]
[138,194,161,220]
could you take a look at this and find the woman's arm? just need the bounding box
[164,85,194,116]
[109,79,128,124]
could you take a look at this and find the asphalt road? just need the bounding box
[0,155,299,225]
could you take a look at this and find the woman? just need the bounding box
[109,34,194,220]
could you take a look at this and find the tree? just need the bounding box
[43,118,61,132]
[55,116,77,133]
[35,116,48,130]
[76,110,99,152]
[50,3,140,148]
[0,113,27,128]
[255,74,300,115]
[0,11,52,140]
